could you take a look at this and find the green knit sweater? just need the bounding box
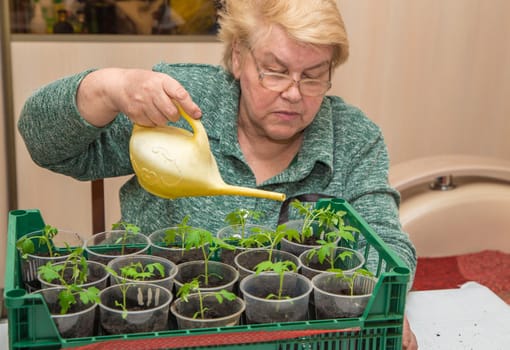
[18,63,416,282]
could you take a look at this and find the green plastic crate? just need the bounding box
[4,198,410,350]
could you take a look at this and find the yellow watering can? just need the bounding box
[129,104,286,201]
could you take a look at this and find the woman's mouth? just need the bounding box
[274,110,300,121]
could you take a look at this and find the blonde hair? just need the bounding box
[217,0,349,73]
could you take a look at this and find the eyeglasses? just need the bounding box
[250,51,332,97]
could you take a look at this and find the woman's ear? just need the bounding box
[231,40,242,79]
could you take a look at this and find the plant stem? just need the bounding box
[278,271,284,300]
[198,289,205,319]
[44,238,54,257]
[329,246,336,270]
[201,245,209,286]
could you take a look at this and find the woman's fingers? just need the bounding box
[162,78,202,120]
[118,69,201,126]
[402,315,418,349]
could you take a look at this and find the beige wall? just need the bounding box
[337,0,510,164]
[3,0,510,280]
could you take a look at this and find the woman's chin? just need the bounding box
[265,128,304,144]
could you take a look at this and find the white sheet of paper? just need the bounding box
[406,282,510,349]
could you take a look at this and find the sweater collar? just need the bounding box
[274,99,334,184]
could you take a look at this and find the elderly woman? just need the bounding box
[18,1,417,347]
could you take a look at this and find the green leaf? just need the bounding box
[80,287,100,305]
[112,222,140,234]
[38,262,62,283]
[118,261,165,281]
[211,237,236,251]
[113,300,129,319]
[216,289,236,303]
[337,250,353,262]
[58,289,76,314]
[164,215,193,246]
[254,260,275,274]
[185,229,210,250]
[18,238,35,257]
[255,260,296,274]
[283,228,301,243]
[43,225,59,239]
[224,209,263,226]
[120,262,142,279]
[76,256,88,284]
[177,279,200,301]
[147,262,165,278]
[164,229,176,244]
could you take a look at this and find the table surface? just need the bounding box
[1,281,509,350]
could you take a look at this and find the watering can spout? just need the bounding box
[201,183,286,201]
[129,105,286,202]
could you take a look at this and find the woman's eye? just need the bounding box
[264,65,287,74]
[303,72,321,79]
[305,70,329,80]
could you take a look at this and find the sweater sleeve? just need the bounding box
[345,129,417,289]
[327,98,416,289]
[17,70,134,180]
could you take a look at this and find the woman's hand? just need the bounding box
[403,315,418,349]
[76,68,202,127]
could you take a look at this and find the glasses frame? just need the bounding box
[250,51,332,97]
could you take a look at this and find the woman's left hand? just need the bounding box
[403,315,418,349]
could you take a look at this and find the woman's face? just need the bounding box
[232,25,333,143]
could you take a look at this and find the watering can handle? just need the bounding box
[173,102,209,149]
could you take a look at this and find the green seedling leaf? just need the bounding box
[307,240,355,271]
[79,286,100,304]
[176,279,200,302]
[38,262,62,283]
[286,200,360,246]
[119,262,165,281]
[283,227,302,243]
[334,268,375,296]
[255,259,297,300]
[211,236,236,252]
[58,288,76,314]
[224,209,264,239]
[265,293,291,301]
[177,278,236,319]
[17,238,35,258]
[224,209,263,226]
[112,222,140,234]
[146,262,165,277]
[215,289,236,304]
[111,222,141,254]
[193,308,209,319]
[17,224,60,258]
[163,215,192,248]
[237,234,266,248]
[38,247,91,289]
[114,300,129,319]
[259,260,297,274]
[107,260,165,318]
[44,225,58,237]
[184,229,211,250]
